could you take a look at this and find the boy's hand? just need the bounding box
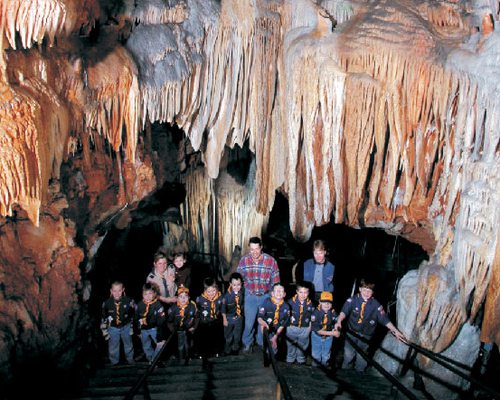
[222,317,228,327]
[332,328,340,338]
[270,335,278,350]
[334,322,342,331]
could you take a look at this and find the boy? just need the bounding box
[310,291,340,368]
[257,283,290,354]
[334,278,406,372]
[167,285,198,363]
[135,283,166,363]
[101,281,135,366]
[195,277,223,358]
[171,252,191,289]
[221,272,245,355]
[147,251,177,305]
[286,282,315,364]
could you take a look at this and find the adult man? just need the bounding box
[237,237,280,352]
[297,239,335,304]
[334,278,407,372]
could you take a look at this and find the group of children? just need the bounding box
[102,254,406,371]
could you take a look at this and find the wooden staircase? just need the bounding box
[67,351,429,400]
[69,353,277,400]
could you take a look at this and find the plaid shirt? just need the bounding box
[237,253,280,295]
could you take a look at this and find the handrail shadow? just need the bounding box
[262,328,294,400]
[123,330,176,400]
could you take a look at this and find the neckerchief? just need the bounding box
[142,298,158,326]
[317,303,329,330]
[271,297,284,326]
[202,290,221,319]
[357,301,366,324]
[229,287,241,317]
[114,300,121,325]
[292,295,308,328]
[177,300,188,327]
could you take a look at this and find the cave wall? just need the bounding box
[0,0,499,386]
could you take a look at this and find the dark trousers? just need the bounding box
[224,316,243,353]
[196,320,223,357]
[177,330,194,360]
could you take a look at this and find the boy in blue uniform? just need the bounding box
[101,281,136,366]
[135,283,166,363]
[334,279,406,372]
[167,285,198,363]
[221,272,245,355]
[257,283,290,354]
[195,277,223,358]
[286,282,315,365]
[311,291,340,368]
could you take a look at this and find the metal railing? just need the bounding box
[262,328,294,400]
[346,329,500,399]
[123,331,175,400]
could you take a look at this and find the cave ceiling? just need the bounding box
[0,0,499,382]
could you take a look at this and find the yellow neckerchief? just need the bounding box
[271,296,284,326]
[357,300,366,324]
[177,300,188,326]
[142,298,158,326]
[202,290,221,319]
[292,295,311,327]
[228,287,241,317]
[114,300,121,325]
[317,303,329,330]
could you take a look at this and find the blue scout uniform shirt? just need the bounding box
[167,301,198,331]
[341,294,390,338]
[221,288,245,320]
[311,307,337,332]
[102,296,135,328]
[258,297,290,332]
[135,299,166,330]
[287,295,314,327]
[196,291,223,323]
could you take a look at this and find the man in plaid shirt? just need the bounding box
[237,236,280,352]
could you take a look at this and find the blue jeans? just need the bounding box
[286,326,310,363]
[342,332,370,371]
[108,323,134,365]
[311,332,332,366]
[242,293,268,348]
[140,327,162,362]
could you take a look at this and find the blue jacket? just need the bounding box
[303,258,335,293]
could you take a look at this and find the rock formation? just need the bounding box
[0,0,498,394]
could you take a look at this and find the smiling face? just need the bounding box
[272,285,285,301]
[320,301,332,312]
[249,243,262,261]
[230,278,242,294]
[296,287,309,303]
[360,287,374,301]
[154,257,168,274]
[143,289,156,303]
[173,255,186,269]
[205,286,218,298]
[110,283,124,301]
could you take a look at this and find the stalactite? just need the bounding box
[182,167,213,256]
[0,0,66,49]
[85,46,140,162]
[182,161,268,267]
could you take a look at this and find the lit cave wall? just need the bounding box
[0,0,499,397]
